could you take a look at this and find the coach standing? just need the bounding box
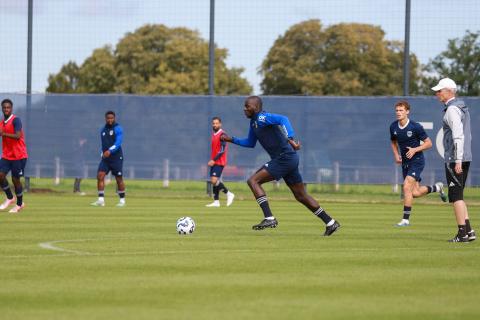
[432,78,475,243]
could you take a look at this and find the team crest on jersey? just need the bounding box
[258,115,266,122]
[407,131,413,137]
[102,132,106,136]
[109,130,114,136]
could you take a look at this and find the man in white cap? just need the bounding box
[432,78,475,242]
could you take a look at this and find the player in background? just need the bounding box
[91,111,126,207]
[205,117,235,207]
[389,100,446,227]
[221,96,340,235]
[0,99,28,213]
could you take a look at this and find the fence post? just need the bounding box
[54,157,61,185]
[393,165,399,193]
[163,159,170,188]
[333,161,340,192]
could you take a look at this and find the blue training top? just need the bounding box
[232,111,295,159]
[390,119,428,163]
[100,123,123,159]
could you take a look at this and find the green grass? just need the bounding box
[1,179,479,319]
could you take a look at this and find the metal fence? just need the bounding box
[2,94,479,186]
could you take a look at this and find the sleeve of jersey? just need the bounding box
[13,118,22,132]
[109,126,123,154]
[416,123,428,141]
[389,124,396,141]
[263,113,295,139]
[213,140,226,161]
[232,126,257,148]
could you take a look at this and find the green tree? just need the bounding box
[46,61,80,93]
[419,30,480,96]
[260,20,419,95]
[47,24,252,95]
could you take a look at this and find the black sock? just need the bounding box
[218,182,229,194]
[213,185,220,200]
[1,181,14,200]
[403,206,411,220]
[118,190,125,199]
[426,186,432,194]
[465,219,472,233]
[98,190,105,198]
[256,195,273,218]
[458,225,467,238]
[312,207,332,225]
[74,178,81,192]
[15,186,23,206]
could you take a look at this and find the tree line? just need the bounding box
[47,20,480,96]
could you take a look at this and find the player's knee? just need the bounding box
[247,177,257,188]
[97,172,106,180]
[294,192,307,203]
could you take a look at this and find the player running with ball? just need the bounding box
[389,100,446,227]
[221,96,340,235]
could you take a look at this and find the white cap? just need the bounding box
[431,78,457,91]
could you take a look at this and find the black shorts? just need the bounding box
[445,162,470,203]
[402,160,425,182]
[98,157,123,177]
[0,158,27,178]
[210,165,224,178]
[262,152,303,185]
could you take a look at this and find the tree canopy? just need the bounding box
[47,24,252,95]
[259,20,420,95]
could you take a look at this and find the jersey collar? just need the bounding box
[398,119,410,130]
[213,128,223,136]
[3,114,14,124]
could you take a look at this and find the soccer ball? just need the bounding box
[176,217,195,235]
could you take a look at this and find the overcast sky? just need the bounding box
[1,0,479,94]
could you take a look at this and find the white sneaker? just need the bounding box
[116,200,126,207]
[0,198,15,210]
[435,182,447,202]
[9,203,25,213]
[396,219,410,227]
[91,199,105,207]
[206,200,220,207]
[226,191,235,207]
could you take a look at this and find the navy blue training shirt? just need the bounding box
[232,111,295,159]
[100,123,123,159]
[390,120,428,163]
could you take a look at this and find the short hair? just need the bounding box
[212,116,222,122]
[105,110,115,117]
[1,99,13,107]
[246,96,263,110]
[395,100,410,111]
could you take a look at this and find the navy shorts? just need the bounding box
[402,160,424,182]
[263,152,303,185]
[0,158,27,178]
[98,158,123,177]
[210,165,224,178]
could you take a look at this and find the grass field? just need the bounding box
[1,179,479,319]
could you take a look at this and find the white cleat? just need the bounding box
[395,219,410,227]
[9,203,25,213]
[206,200,220,207]
[0,198,15,210]
[435,182,447,202]
[116,201,126,207]
[226,191,235,207]
[91,200,105,207]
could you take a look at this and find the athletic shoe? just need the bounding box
[324,220,341,236]
[0,198,15,210]
[468,230,476,242]
[116,202,126,207]
[448,234,469,243]
[74,191,86,196]
[90,200,105,207]
[252,218,278,230]
[435,182,447,202]
[395,219,410,227]
[226,192,235,207]
[9,203,25,213]
[205,200,220,207]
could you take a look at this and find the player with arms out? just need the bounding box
[221,96,340,235]
[91,111,126,207]
[205,117,235,207]
[389,100,446,227]
[0,99,28,213]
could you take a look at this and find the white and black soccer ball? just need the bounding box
[176,217,195,235]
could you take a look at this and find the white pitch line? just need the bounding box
[38,239,94,255]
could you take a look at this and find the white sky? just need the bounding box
[1,0,479,94]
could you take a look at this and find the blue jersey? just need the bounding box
[232,111,295,159]
[390,120,428,163]
[100,123,123,159]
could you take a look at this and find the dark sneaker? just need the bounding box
[448,234,469,243]
[324,221,341,236]
[468,230,476,242]
[435,182,447,202]
[252,218,278,230]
